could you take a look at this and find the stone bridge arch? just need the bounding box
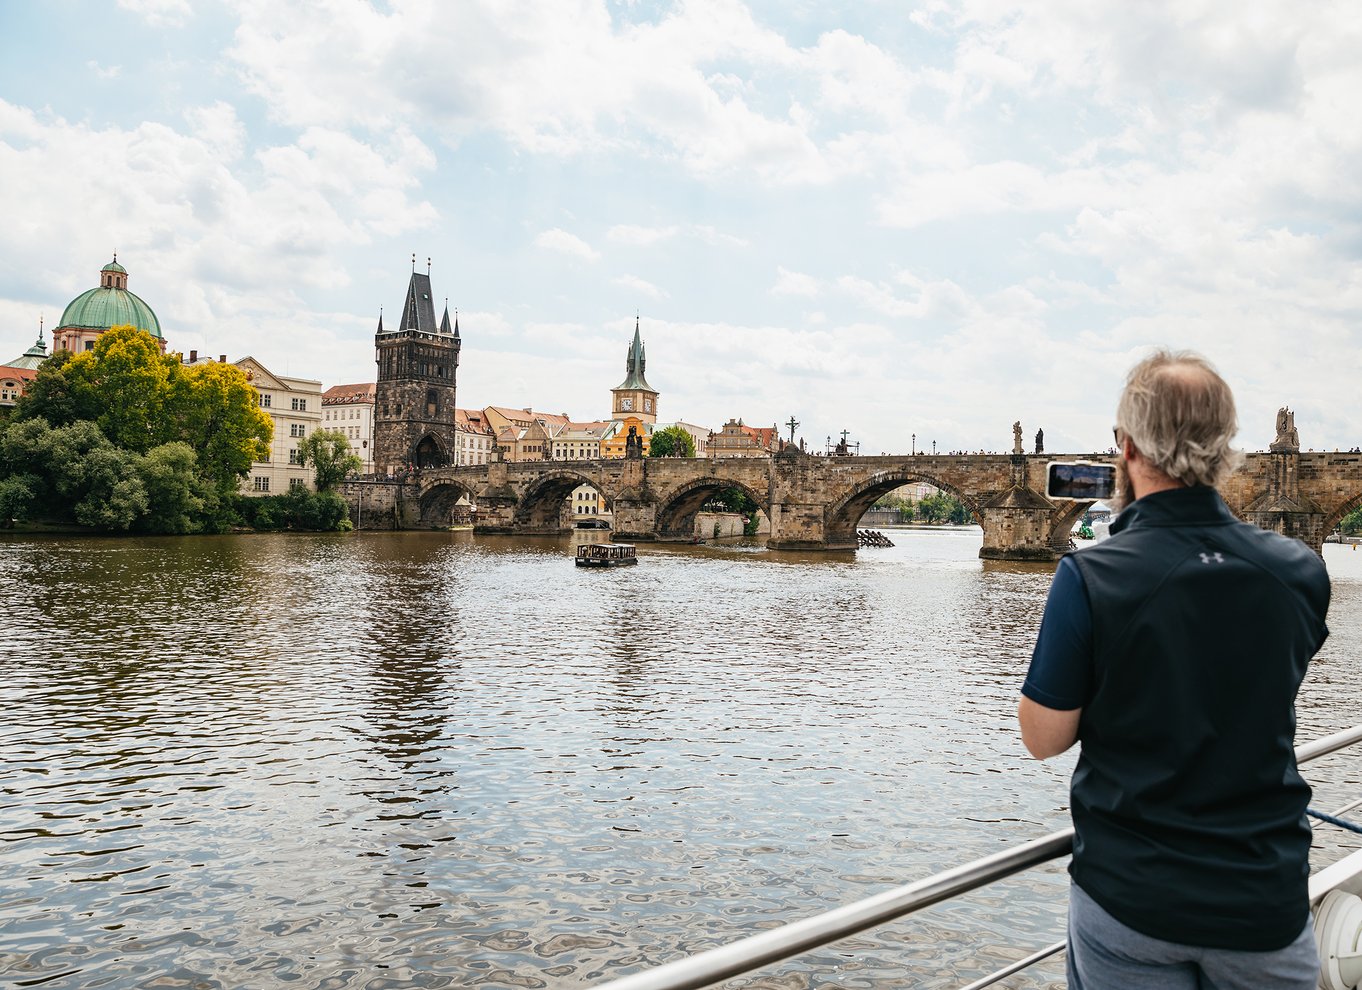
[1322,490,1362,537]
[513,470,611,532]
[418,480,475,527]
[824,470,983,546]
[654,477,771,541]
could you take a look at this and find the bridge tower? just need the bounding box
[373,261,461,473]
[610,317,658,424]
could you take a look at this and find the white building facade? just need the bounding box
[238,356,322,494]
[322,383,375,474]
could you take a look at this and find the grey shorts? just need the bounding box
[1067,882,1318,990]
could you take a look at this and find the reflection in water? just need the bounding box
[1,529,1360,989]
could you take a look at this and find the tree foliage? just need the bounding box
[0,419,212,532]
[1340,507,1362,536]
[14,326,271,494]
[298,429,363,491]
[232,490,350,531]
[915,492,975,525]
[0,328,334,534]
[174,360,273,492]
[648,425,696,458]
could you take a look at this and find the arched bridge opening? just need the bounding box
[1323,491,1362,541]
[654,479,770,542]
[1047,500,1093,550]
[825,473,981,548]
[514,473,610,534]
[419,481,475,528]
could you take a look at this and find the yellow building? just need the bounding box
[601,416,652,458]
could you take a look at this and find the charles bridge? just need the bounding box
[340,440,1362,560]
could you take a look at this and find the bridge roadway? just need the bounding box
[341,446,1362,560]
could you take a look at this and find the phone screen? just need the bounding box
[1047,462,1116,500]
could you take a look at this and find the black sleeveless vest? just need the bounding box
[1067,486,1330,950]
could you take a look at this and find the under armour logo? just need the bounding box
[1200,552,1225,564]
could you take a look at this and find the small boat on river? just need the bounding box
[575,543,638,567]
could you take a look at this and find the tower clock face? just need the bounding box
[621,398,633,411]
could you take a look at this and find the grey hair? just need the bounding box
[1116,349,1243,487]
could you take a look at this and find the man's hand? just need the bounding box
[1018,696,1081,760]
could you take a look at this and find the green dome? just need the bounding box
[58,286,161,338]
[102,259,127,274]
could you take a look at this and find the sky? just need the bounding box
[1,0,1359,455]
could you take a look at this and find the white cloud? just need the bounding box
[771,267,819,297]
[0,97,436,384]
[533,228,601,263]
[86,61,122,80]
[116,0,191,28]
[612,274,668,299]
[607,223,748,247]
[607,224,679,245]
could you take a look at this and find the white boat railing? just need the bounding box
[590,723,1362,990]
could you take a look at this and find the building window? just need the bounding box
[290,423,304,438]
[289,478,306,491]
[253,476,270,492]
[291,397,306,411]
[289,449,301,465]
[259,394,272,408]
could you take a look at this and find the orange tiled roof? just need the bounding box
[0,366,38,384]
[322,382,375,404]
[454,408,495,434]
[485,405,572,429]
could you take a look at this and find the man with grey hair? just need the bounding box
[1019,350,1330,989]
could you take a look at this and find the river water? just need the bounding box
[3,529,1361,990]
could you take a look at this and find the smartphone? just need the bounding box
[1046,461,1116,500]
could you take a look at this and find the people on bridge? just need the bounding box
[1018,350,1329,990]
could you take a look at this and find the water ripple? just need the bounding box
[1,531,1360,989]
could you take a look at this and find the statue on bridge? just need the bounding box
[1013,421,1024,454]
[625,425,644,459]
[1035,428,1044,454]
[1271,407,1300,452]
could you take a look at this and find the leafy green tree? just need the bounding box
[707,486,756,515]
[135,442,208,534]
[15,327,271,495]
[648,425,696,458]
[0,474,39,524]
[916,492,950,524]
[298,429,363,491]
[14,349,96,427]
[1340,507,1362,536]
[175,360,272,492]
[62,325,181,451]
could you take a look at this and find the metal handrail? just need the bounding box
[591,723,1362,990]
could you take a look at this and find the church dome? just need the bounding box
[58,256,161,339]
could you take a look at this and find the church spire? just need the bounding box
[440,300,452,335]
[613,316,654,392]
[376,306,384,334]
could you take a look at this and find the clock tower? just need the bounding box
[610,317,658,424]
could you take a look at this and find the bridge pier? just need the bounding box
[1243,451,1326,553]
[472,460,519,534]
[977,488,1060,561]
[767,503,852,551]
